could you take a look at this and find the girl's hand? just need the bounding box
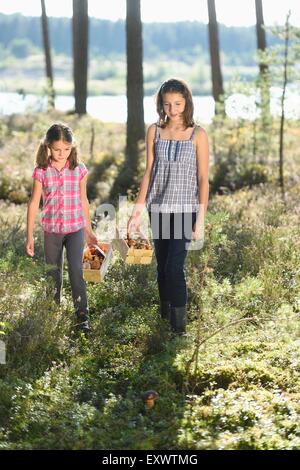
[26,237,34,257]
[127,213,141,236]
[85,230,98,247]
[192,220,203,241]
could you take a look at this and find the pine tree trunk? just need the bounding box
[109,0,145,201]
[255,0,270,116]
[72,0,89,115]
[255,0,267,75]
[126,0,145,174]
[40,0,55,108]
[279,14,290,200]
[207,0,224,114]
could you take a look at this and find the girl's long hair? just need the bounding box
[36,123,78,170]
[156,78,194,129]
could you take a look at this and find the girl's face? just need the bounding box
[49,140,72,165]
[162,92,186,122]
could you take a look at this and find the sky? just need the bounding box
[0,0,300,26]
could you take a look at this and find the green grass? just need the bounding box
[0,112,300,449]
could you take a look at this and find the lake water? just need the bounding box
[0,89,299,123]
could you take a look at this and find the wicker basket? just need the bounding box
[113,230,153,265]
[83,242,113,282]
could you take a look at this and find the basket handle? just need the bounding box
[85,243,106,258]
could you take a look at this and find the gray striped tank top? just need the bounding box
[146,124,199,213]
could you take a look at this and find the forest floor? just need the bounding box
[0,111,300,449]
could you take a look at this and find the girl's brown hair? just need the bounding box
[36,123,78,170]
[156,78,194,129]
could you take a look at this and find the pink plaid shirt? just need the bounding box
[32,160,88,234]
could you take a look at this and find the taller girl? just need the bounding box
[26,123,97,333]
[128,78,209,335]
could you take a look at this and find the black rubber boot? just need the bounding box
[159,300,171,320]
[170,306,187,335]
[75,311,90,335]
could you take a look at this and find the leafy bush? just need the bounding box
[210,159,269,194]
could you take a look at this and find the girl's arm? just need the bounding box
[127,123,156,233]
[80,175,98,246]
[193,127,209,240]
[26,180,42,257]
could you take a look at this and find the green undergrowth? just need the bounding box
[1,177,300,449]
[1,113,300,449]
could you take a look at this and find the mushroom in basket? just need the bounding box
[124,235,152,250]
[83,245,106,270]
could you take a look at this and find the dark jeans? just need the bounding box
[149,212,197,308]
[44,228,88,315]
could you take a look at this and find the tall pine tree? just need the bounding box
[40,0,55,108]
[207,0,224,114]
[72,0,89,115]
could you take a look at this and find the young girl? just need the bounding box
[128,78,209,335]
[26,123,98,333]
